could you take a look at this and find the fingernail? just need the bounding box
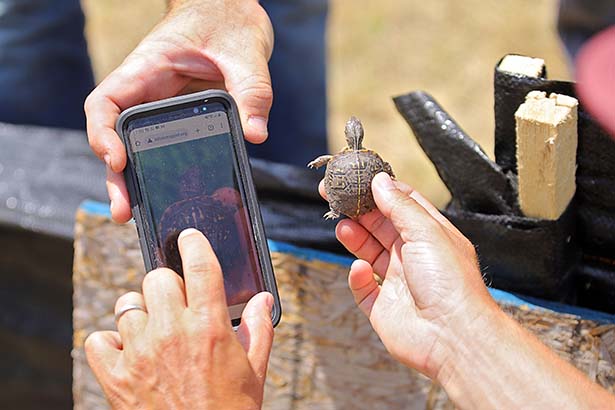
[103,154,112,169]
[351,259,363,270]
[109,200,115,214]
[373,172,394,190]
[178,228,201,241]
[264,292,274,312]
[247,116,268,138]
[373,173,396,201]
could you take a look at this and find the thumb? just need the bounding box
[371,173,446,244]
[223,55,273,144]
[236,292,275,381]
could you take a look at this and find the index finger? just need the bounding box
[85,56,187,171]
[84,73,131,173]
[86,79,132,223]
[177,228,230,317]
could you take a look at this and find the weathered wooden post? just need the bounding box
[73,202,615,409]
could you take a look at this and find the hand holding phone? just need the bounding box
[116,90,280,326]
[85,229,274,410]
[84,0,275,224]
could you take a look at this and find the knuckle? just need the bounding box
[83,90,108,122]
[154,336,178,355]
[122,49,173,85]
[239,76,273,110]
[236,5,274,58]
[389,194,414,217]
[391,197,439,239]
[83,92,96,114]
[84,332,104,355]
[365,212,387,233]
[89,140,106,159]
[204,325,232,346]
[462,237,477,255]
[452,231,477,257]
[114,291,142,313]
[151,328,183,355]
[127,358,150,380]
[186,310,230,339]
[184,258,218,276]
[184,317,205,336]
[411,225,438,244]
[142,267,180,290]
[109,366,142,394]
[112,372,131,390]
[130,340,155,366]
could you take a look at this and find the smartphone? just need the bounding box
[116,90,280,327]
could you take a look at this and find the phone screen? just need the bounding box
[125,101,264,318]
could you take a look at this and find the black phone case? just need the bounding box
[116,90,281,327]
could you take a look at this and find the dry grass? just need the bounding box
[82,0,570,207]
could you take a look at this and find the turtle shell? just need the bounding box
[324,149,389,218]
[158,194,240,275]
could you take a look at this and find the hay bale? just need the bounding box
[72,206,615,409]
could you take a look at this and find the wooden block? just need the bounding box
[515,91,578,220]
[499,54,545,77]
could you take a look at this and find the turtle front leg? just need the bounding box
[383,161,396,179]
[323,209,341,220]
[307,155,333,169]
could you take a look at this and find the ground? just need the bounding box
[82,0,570,207]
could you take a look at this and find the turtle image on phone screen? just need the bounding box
[127,108,264,307]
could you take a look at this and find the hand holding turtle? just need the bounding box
[322,172,498,379]
[86,0,274,223]
[326,173,615,408]
[85,229,274,410]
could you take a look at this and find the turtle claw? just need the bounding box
[307,155,333,169]
[324,210,340,220]
[383,162,396,179]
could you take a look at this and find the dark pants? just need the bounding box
[558,0,615,59]
[250,0,329,166]
[0,0,94,130]
[0,0,329,167]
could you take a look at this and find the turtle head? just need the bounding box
[344,116,364,150]
[179,166,205,198]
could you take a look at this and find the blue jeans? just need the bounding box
[0,0,329,167]
[0,0,94,130]
[250,0,329,166]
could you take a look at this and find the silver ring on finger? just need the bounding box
[115,304,147,323]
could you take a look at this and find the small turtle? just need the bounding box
[308,116,395,219]
[158,166,241,275]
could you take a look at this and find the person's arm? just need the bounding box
[85,229,274,410]
[329,173,615,409]
[437,304,614,409]
[86,0,274,223]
